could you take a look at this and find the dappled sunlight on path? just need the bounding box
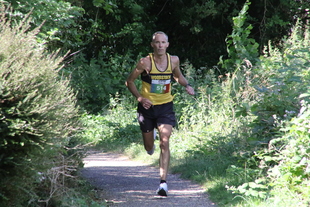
[81,152,216,207]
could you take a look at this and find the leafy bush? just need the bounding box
[172,4,310,205]
[248,20,310,142]
[225,19,310,206]
[3,0,85,52]
[0,7,81,206]
[66,52,136,112]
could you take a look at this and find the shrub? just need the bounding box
[249,20,310,142]
[3,0,85,52]
[0,6,80,206]
[65,52,135,112]
[226,20,310,205]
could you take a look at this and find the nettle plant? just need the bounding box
[268,99,310,197]
[250,19,309,141]
[226,21,310,202]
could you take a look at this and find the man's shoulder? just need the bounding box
[169,54,179,60]
[139,55,151,65]
[169,54,180,67]
[142,54,152,61]
[137,55,151,71]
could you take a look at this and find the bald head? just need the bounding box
[152,31,168,42]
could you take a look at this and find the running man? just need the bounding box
[125,31,195,196]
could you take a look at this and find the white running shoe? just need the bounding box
[156,182,168,196]
[147,144,155,155]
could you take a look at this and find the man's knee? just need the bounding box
[160,138,169,150]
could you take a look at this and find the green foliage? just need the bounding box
[268,101,310,200]
[224,20,310,206]
[3,0,85,52]
[60,0,153,111]
[0,7,82,206]
[78,101,141,151]
[249,20,310,142]
[249,0,309,48]
[6,0,307,112]
[220,0,259,71]
[66,52,136,112]
[227,101,310,206]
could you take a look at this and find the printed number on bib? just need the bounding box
[151,80,170,94]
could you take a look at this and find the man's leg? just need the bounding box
[137,108,156,154]
[142,130,155,154]
[158,124,172,181]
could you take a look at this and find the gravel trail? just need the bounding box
[81,152,217,207]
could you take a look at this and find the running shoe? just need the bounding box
[147,144,155,155]
[156,182,168,196]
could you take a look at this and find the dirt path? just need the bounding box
[81,152,217,207]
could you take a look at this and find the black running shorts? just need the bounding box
[137,102,176,133]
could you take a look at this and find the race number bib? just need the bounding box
[150,79,170,94]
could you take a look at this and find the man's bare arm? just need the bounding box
[125,62,144,101]
[125,58,153,108]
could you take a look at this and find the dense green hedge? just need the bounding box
[0,8,80,206]
[3,0,308,112]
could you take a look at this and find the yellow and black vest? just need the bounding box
[141,53,174,105]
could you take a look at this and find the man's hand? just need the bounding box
[186,85,195,95]
[138,97,153,109]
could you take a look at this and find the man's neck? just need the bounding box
[153,53,166,63]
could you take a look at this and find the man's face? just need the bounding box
[151,34,169,55]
